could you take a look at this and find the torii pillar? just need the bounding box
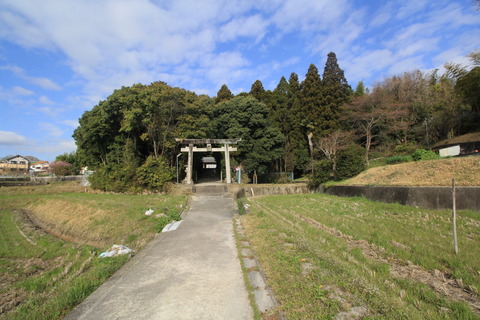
[176,138,241,184]
[224,143,231,183]
[186,143,194,184]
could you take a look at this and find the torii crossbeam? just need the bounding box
[175,138,241,184]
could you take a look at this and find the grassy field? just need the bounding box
[239,194,480,319]
[343,156,480,186]
[0,182,186,319]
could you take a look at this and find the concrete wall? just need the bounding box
[232,183,480,211]
[233,184,310,199]
[0,181,48,187]
[32,175,84,182]
[325,185,480,211]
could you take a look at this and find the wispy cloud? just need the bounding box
[61,119,78,129]
[39,122,63,137]
[0,65,61,90]
[0,130,29,145]
[12,86,33,96]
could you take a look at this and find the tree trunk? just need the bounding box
[307,132,314,173]
[365,131,372,166]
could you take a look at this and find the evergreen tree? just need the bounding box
[288,72,310,174]
[212,96,284,174]
[270,77,292,171]
[250,80,266,102]
[300,64,323,135]
[300,64,323,166]
[321,52,352,134]
[354,81,366,96]
[215,84,234,104]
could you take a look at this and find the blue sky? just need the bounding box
[0,0,479,161]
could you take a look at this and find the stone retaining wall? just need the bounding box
[325,185,480,211]
[233,184,310,199]
[0,181,48,187]
[232,183,480,211]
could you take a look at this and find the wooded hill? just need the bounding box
[71,50,480,192]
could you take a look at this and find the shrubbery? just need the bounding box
[308,144,366,188]
[384,149,439,165]
[49,161,73,177]
[136,156,174,192]
[393,142,419,155]
[385,155,413,164]
[411,149,440,161]
[335,144,366,180]
[89,156,173,193]
[308,159,334,188]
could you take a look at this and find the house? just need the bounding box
[432,132,480,157]
[0,155,30,175]
[30,161,50,173]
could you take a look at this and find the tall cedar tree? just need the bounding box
[250,80,267,102]
[288,72,310,173]
[300,64,323,135]
[321,52,352,134]
[270,76,292,171]
[216,84,234,104]
[300,64,323,165]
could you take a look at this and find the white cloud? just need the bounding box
[270,0,348,32]
[12,86,33,96]
[219,14,269,43]
[61,119,79,129]
[27,139,77,161]
[39,122,63,137]
[0,130,29,145]
[37,106,65,117]
[35,139,76,154]
[0,65,61,90]
[39,96,55,105]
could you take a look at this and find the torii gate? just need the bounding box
[175,138,241,184]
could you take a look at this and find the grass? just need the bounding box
[239,193,480,319]
[0,182,186,319]
[343,156,480,186]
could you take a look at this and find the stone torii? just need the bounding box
[175,138,241,184]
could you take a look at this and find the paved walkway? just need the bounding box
[66,187,253,320]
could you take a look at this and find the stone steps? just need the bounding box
[192,184,228,195]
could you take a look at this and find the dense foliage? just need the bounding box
[49,161,73,177]
[72,50,480,191]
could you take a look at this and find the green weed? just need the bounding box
[240,194,480,319]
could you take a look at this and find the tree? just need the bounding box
[49,161,72,177]
[288,72,310,174]
[354,81,366,96]
[216,84,234,104]
[315,130,350,178]
[269,77,292,171]
[335,144,365,180]
[55,152,81,174]
[212,96,284,173]
[300,64,323,169]
[321,52,352,133]
[456,67,480,113]
[300,63,323,133]
[74,81,211,192]
[250,80,267,102]
[136,156,174,191]
[343,89,406,165]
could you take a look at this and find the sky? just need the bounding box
[0,0,479,161]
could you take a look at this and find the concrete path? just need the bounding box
[66,187,253,320]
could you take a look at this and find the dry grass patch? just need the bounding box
[0,182,186,319]
[344,156,480,186]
